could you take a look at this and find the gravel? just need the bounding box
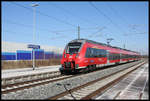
[2,60,143,99]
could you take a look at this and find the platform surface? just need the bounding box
[95,63,149,100]
[2,65,61,79]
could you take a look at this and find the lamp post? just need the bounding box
[78,26,80,39]
[31,4,39,70]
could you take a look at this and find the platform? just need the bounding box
[95,63,149,100]
[2,65,61,79]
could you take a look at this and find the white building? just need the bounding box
[2,41,64,54]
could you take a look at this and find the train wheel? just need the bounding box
[88,65,92,72]
[59,68,64,75]
[82,66,89,73]
[93,64,96,70]
[72,69,78,74]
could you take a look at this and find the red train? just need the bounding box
[60,39,140,74]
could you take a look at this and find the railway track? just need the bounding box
[2,71,61,86]
[2,74,74,94]
[48,61,146,100]
[1,63,116,94]
[1,60,144,96]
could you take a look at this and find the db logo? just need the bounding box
[69,56,72,58]
[90,60,94,63]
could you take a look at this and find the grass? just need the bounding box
[2,59,61,70]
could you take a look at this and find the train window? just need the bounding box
[125,54,127,59]
[85,48,107,58]
[85,48,91,57]
[108,53,112,60]
[115,54,118,59]
[98,49,102,57]
[85,48,89,57]
[100,49,107,57]
[95,48,106,58]
[109,53,120,60]
[123,54,124,59]
[90,48,94,57]
[113,54,115,60]
[66,42,82,54]
[121,54,125,59]
[122,54,126,59]
[117,54,120,59]
[121,54,123,59]
[92,48,97,57]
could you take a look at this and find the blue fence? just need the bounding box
[44,52,54,59]
[2,52,16,60]
[2,49,62,60]
[17,50,32,60]
[33,49,44,59]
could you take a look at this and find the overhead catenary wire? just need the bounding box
[6,2,128,41]
[124,32,147,36]
[89,2,128,36]
[4,19,76,34]
[107,3,148,36]
[3,19,62,35]
[3,19,106,34]
[106,4,147,36]
[11,2,77,28]
[9,2,113,40]
[106,3,130,27]
[5,2,108,34]
[2,29,70,40]
[103,4,147,50]
[52,27,105,32]
[3,19,108,41]
[3,29,30,35]
[49,3,100,27]
[11,2,110,40]
[88,27,106,37]
[88,2,131,46]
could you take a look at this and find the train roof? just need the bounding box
[70,39,140,54]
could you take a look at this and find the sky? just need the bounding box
[2,1,149,55]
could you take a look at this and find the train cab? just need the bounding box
[60,40,84,73]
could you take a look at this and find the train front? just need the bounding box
[60,40,83,74]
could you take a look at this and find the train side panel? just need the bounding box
[60,39,141,74]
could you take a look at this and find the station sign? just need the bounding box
[27,44,40,49]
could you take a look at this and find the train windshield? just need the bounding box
[66,42,82,54]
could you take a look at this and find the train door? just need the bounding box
[120,53,122,63]
[106,50,110,64]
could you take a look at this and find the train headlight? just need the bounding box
[76,53,79,58]
[64,54,66,58]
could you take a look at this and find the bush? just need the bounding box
[2,59,61,70]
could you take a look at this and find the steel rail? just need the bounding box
[2,74,74,94]
[2,74,62,89]
[82,61,147,100]
[2,60,144,95]
[1,60,131,94]
[2,71,60,85]
[48,61,146,100]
